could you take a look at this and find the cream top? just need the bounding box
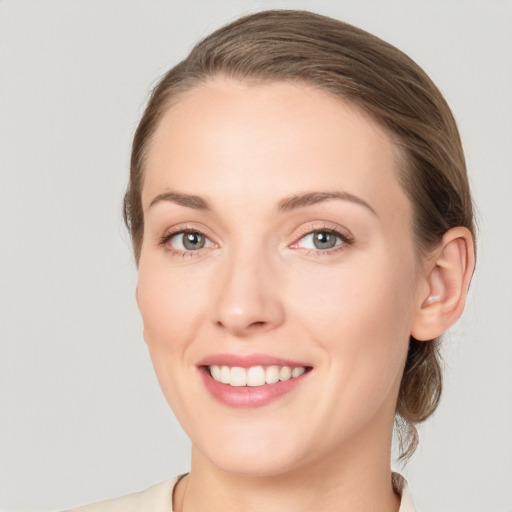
[67,472,417,512]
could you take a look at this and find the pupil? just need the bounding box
[314,232,336,249]
[183,232,205,250]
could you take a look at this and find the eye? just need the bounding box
[165,231,214,251]
[295,230,349,251]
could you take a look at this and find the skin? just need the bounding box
[136,77,437,512]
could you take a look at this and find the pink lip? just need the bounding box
[197,353,309,368]
[197,353,312,408]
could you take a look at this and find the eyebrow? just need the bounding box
[277,191,377,216]
[148,191,211,210]
[148,190,377,216]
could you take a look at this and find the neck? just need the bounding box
[176,430,400,512]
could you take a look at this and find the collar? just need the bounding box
[140,472,417,511]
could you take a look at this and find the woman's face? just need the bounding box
[137,78,427,475]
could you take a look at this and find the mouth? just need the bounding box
[206,364,308,387]
[197,354,313,408]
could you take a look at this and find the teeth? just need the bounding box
[220,365,230,384]
[208,364,307,387]
[230,367,247,387]
[210,364,221,381]
[292,367,305,378]
[265,365,280,384]
[247,366,265,387]
[279,366,292,381]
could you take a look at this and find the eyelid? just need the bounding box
[289,222,354,252]
[170,231,214,251]
[157,223,218,254]
[156,221,353,257]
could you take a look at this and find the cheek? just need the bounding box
[136,258,213,424]
[290,252,417,386]
[135,257,212,386]
[296,255,414,328]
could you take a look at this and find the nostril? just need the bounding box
[251,321,266,327]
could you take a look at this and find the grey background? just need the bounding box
[1,1,511,511]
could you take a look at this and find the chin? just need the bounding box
[192,425,310,478]
[209,449,305,478]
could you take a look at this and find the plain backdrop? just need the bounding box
[1,1,511,511]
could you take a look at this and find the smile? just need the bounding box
[208,365,307,387]
[198,354,312,408]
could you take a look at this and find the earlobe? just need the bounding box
[411,227,475,341]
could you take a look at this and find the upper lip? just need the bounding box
[197,353,311,368]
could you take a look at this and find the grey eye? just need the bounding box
[183,232,205,250]
[312,231,338,249]
[297,231,343,250]
[171,232,211,251]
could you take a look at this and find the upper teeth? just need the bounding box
[208,365,306,387]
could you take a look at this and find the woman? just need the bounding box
[70,9,475,512]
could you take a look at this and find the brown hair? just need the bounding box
[124,9,475,460]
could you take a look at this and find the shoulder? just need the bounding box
[64,476,180,512]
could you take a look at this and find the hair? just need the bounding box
[124,9,475,460]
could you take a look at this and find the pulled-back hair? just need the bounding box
[124,9,475,460]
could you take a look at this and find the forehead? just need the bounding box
[143,77,410,223]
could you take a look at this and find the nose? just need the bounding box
[211,247,285,337]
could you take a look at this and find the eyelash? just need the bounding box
[157,225,215,258]
[157,225,353,257]
[291,225,354,256]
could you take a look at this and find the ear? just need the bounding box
[411,227,475,341]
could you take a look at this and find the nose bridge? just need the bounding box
[212,239,284,335]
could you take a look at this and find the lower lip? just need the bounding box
[199,367,310,408]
